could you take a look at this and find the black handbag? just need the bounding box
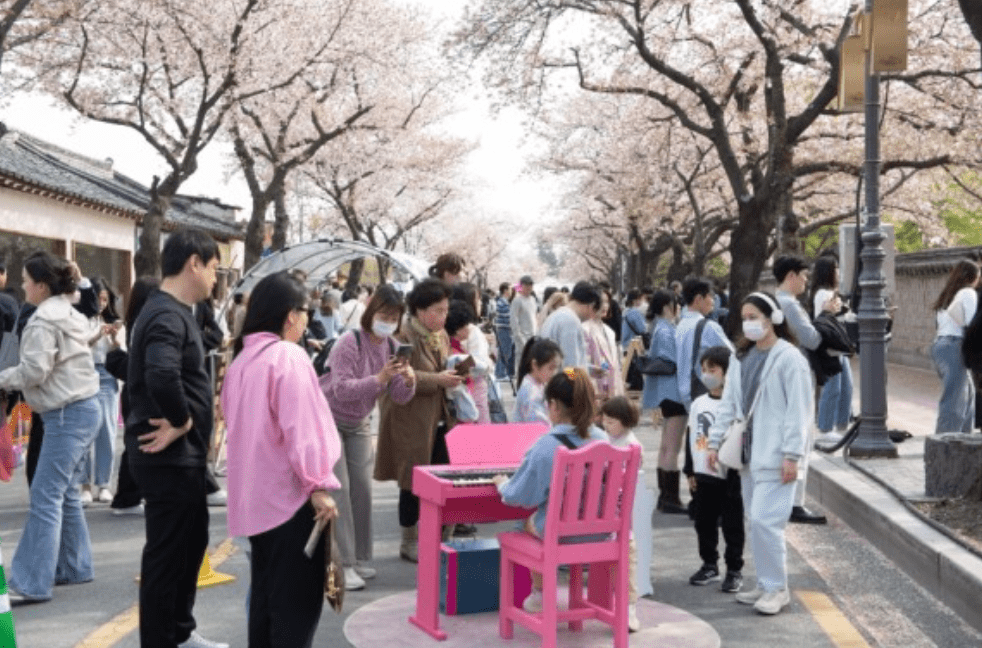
[640,356,676,376]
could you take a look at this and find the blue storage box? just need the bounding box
[439,538,501,615]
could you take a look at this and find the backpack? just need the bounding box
[314,330,396,377]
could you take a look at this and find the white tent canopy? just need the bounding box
[230,238,430,297]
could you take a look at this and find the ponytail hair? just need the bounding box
[24,251,77,296]
[544,367,596,439]
[516,336,562,388]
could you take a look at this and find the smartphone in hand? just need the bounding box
[396,344,413,364]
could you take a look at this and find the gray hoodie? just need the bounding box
[0,294,99,412]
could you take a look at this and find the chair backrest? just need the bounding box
[542,442,641,546]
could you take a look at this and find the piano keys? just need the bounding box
[409,422,548,640]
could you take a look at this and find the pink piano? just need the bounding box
[409,422,548,640]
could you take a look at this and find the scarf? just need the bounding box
[410,316,448,360]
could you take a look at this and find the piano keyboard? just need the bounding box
[428,467,517,487]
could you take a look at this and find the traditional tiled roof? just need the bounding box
[0,124,243,241]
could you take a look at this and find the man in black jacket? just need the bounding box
[125,229,226,648]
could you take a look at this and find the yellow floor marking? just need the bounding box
[74,538,237,648]
[797,590,871,648]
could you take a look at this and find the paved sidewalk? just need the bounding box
[808,357,982,635]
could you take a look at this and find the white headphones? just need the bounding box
[747,292,785,325]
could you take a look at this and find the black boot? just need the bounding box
[660,470,688,515]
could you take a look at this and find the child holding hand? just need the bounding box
[683,346,745,593]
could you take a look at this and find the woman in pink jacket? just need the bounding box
[221,271,342,648]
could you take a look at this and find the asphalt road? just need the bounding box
[5,400,982,648]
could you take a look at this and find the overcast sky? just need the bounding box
[0,0,559,237]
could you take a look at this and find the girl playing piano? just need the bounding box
[492,367,608,613]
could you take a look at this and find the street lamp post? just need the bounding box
[849,0,899,458]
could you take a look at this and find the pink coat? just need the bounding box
[221,332,342,537]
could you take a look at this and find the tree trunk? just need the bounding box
[345,258,365,290]
[376,255,390,285]
[726,200,778,336]
[135,174,181,278]
[272,187,289,252]
[243,196,271,271]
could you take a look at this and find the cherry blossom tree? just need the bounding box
[20,0,329,276]
[301,65,475,286]
[452,0,981,318]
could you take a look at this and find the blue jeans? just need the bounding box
[495,326,514,379]
[82,365,118,487]
[817,357,853,432]
[10,395,101,599]
[932,336,975,434]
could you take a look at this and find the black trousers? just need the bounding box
[398,422,450,528]
[110,448,142,508]
[248,502,326,648]
[132,464,209,648]
[693,472,745,572]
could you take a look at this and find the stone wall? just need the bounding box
[889,247,982,371]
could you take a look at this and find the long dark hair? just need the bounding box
[233,271,308,356]
[516,336,562,389]
[933,260,980,311]
[808,256,839,318]
[647,289,679,321]
[92,276,121,324]
[544,367,596,439]
[24,251,76,296]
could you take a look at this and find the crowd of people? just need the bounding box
[5,231,973,647]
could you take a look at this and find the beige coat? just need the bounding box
[374,319,457,491]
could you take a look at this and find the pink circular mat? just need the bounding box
[344,590,720,648]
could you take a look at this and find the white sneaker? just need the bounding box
[522,590,543,613]
[206,489,227,507]
[97,488,113,503]
[754,589,791,615]
[79,489,93,506]
[735,586,765,605]
[112,504,145,516]
[344,567,366,591]
[353,564,376,579]
[627,603,640,632]
[177,631,229,648]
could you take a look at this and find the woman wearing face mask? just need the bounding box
[320,285,416,590]
[706,292,811,616]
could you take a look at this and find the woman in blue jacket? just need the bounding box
[642,289,687,514]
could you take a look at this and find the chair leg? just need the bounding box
[499,554,514,640]
[541,565,559,648]
[568,564,584,633]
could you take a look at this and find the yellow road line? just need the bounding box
[74,538,238,648]
[796,590,871,648]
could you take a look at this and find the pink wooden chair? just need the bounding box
[497,442,641,648]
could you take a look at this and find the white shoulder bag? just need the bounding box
[718,349,783,470]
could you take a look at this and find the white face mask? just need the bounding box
[742,319,767,341]
[372,319,397,338]
[701,373,724,392]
